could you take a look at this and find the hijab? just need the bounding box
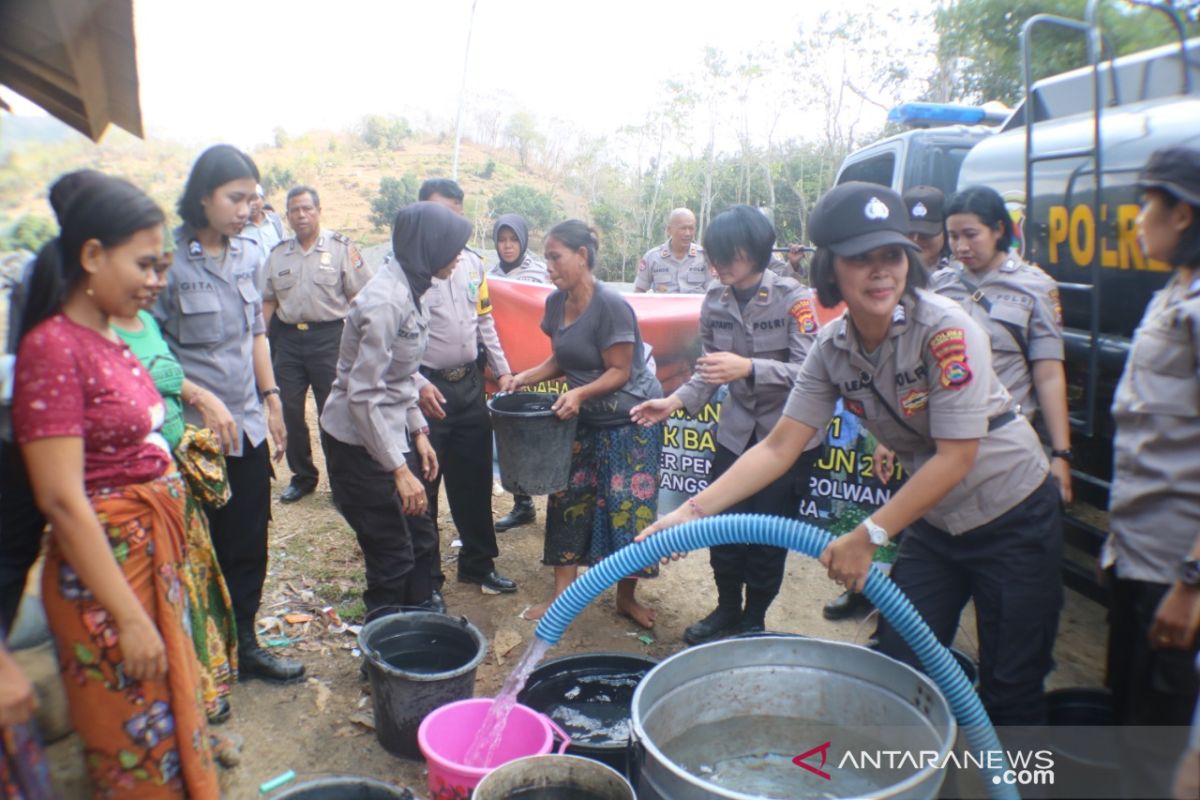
[491,213,530,274]
[391,201,473,304]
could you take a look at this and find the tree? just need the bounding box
[935,0,1199,105]
[487,184,557,233]
[360,115,413,150]
[1,214,55,254]
[369,174,419,230]
[261,164,296,196]
[504,111,544,170]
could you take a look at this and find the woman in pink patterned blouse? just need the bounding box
[10,172,217,799]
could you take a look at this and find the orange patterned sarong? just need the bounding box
[41,474,218,799]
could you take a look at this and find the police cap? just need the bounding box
[902,185,945,235]
[1137,147,1200,207]
[808,182,918,257]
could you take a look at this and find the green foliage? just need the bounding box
[261,164,296,196]
[935,0,1199,105]
[360,115,412,150]
[273,126,290,148]
[369,174,419,231]
[1,214,55,253]
[488,184,557,233]
[477,159,496,180]
[505,111,544,170]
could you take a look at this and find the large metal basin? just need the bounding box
[630,636,956,799]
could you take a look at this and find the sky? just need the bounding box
[2,0,932,152]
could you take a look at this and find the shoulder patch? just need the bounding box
[1049,286,1062,327]
[929,328,972,389]
[349,244,365,270]
[638,259,648,272]
[789,298,818,333]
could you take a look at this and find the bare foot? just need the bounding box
[520,601,553,621]
[616,598,657,629]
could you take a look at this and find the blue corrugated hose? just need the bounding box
[534,514,1020,800]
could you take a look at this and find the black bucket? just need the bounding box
[358,611,488,758]
[489,392,579,495]
[272,776,414,799]
[516,652,658,775]
[1045,687,1120,799]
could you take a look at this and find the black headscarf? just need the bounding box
[392,201,473,304]
[491,213,529,274]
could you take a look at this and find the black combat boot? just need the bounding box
[822,590,873,621]
[238,629,306,683]
[495,495,535,531]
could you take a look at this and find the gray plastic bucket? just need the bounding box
[272,776,413,799]
[357,611,488,759]
[472,754,636,799]
[488,392,578,495]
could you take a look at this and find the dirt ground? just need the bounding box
[33,399,1108,799]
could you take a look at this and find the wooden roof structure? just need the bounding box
[0,0,142,141]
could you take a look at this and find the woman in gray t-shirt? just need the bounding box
[512,220,663,628]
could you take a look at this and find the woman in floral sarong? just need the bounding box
[114,255,239,724]
[10,171,217,799]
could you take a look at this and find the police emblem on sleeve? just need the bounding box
[929,328,972,389]
[789,298,818,333]
[638,259,648,272]
[844,399,866,417]
[865,197,890,220]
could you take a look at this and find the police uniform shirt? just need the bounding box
[674,270,820,454]
[634,242,712,294]
[488,254,550,284]
[929,255,1063,415]
[1104,273,1200,584]
[783,289,1049,534]
[242,217,283,263]
[263,229,373,324]
[416,248,511,377]
[319,260,429,473]
[154,229,266,454]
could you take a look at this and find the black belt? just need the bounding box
[987,410,1017,431]
[274,318,344,332]
[421,362,476,382]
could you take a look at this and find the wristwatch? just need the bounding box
[261,387,281,399]
[1050,448,1073,463]
[1180,558,1200,588]
[863,516,889,546]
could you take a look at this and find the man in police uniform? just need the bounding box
[414,179,518,597]
[263,185,373,503]
[634,208,712,293]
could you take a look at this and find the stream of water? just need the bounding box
[462,637,553,768]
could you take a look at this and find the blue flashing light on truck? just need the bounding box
[833,2,1200,601]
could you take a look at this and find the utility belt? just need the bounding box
[987,410,1017,431]
[420,362,477,383]
[273,318,344,332]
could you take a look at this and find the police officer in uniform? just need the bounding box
[263,186,373,503]
[903,185,950,269]
[634,208,712,293]
[320,203,462,621]
[155,145,302,682]
[640,183,1064,725]
[632,205,822,643]
[1103,147,1200,798]
[932,185,1072,502]
[414,179,518,597]
[489,213,550,532]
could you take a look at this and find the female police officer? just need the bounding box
[320,203,461,621]
[1103,147,1200,798]
[639,182,1064,725]
[930,185,1072,502]
[632,205,821,643]
[154,145,300,683]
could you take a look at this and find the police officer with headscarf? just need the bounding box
[320,202,470,621]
